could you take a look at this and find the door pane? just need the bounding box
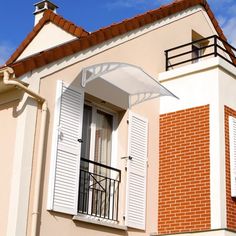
[78,105,92,213]
[94,110,113,166]
[81,105,92,160]
[93,110,113,217]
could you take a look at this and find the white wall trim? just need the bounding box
[209,77,226,228]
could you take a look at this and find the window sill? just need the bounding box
[73,214,127,231]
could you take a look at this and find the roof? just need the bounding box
[6,10,89,65]
[5,0,234,77]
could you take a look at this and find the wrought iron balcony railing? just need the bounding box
[165,35,236,71]
[78,158,121,221]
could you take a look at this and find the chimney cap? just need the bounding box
[34,0,58,14]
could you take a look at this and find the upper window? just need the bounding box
[191,30,209,63]
[192,43,203,63]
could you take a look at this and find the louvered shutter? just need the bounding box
[47,80,84,214]
[126,112,148,230]
[229,116,236,197]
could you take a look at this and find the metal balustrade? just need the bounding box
[78,158,121,221]
[165,35,236,71]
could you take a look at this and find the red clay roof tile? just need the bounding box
[89,34,97,46]
[103,28,113,40]
[53,14,61,25]
[137,15,147,27]
[58,18,66,28]
[11,62,26,76]
[34,54,46,68]
[80,37,91,50]
[95,30,106,44]
[7,0,235,77]
[131,18,140,30]
[68,24,76,35]
[70,40,81,52]
[110,25,120,37]
[118,22,127,34]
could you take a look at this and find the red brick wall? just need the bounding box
[225,106,236,230]
[158,105,210,234]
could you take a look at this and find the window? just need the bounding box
[192,43,202,63]
[191,31,208,63]
[47,80,148,230]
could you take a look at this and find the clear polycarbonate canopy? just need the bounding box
[81,62,177,107]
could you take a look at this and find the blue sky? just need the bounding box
[0,0,235,65]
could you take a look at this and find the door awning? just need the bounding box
[81,62,177,107]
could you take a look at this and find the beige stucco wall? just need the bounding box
[0,89,22,236]
[18,22,77,61]
[24,8,217,236]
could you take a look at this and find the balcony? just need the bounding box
[165,35,236,71]
[78,158,121,221]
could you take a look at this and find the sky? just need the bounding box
[0,0,235,65]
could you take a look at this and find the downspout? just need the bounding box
[1,67,47,236]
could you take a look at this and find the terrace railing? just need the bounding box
[165,35,236,71]
[78,158,121,221]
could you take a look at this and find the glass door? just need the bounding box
[78,104,113,218]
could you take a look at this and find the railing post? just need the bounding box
[165,51,169,71]
[214,35,218,57]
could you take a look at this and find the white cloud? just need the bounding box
[217,15,227,26]
[0,42,14,66]
[208,0,234,11]
[221,16,236,48]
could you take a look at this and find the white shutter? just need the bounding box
[47,80,84,214]
[229,116,236,197]
[126,112,148,230]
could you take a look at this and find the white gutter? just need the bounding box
[0,66,47,236]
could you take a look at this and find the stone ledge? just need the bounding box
[73,215,128,231]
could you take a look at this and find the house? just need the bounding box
[0,0,236,236]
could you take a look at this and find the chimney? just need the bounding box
[34,0,58,25]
